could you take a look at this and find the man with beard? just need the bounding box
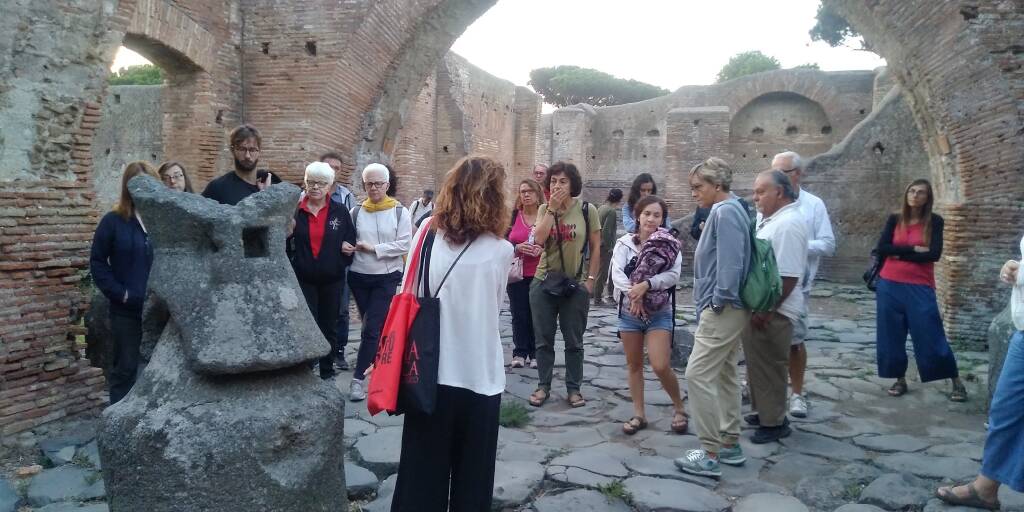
[203,125,277,205]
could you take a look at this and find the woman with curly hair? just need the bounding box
[390,156,514,512]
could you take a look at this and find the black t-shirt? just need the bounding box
[202,172,260,206]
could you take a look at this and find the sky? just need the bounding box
[450,0,884,90]
[113,0,884,94]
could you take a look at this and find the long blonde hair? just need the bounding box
[113,161,157,219]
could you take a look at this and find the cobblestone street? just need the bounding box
[3,283,1023,512]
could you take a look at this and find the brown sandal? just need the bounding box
[568,392,586,408]
[528,388,549,407]
[622,416,647,435]
[887,380,908,397]
[671,411,689,434]
[950,381,969,402]
[936,483,1001,510]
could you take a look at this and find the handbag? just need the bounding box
[863,248,884,291]
[395,229,473,415]
[366,218,433,416]
[508,256,524,283]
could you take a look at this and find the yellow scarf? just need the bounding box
[361,196,399,212]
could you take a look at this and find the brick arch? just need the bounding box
[718,70,848,135]
[833,0,1024,345]
[117,1,223,185]
[313,0,496,183]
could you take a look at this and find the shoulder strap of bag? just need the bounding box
[401,217,432,293]
[351,205,361,230]
[577,201,591,277]
[418,230,474,298]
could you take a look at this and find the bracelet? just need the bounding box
[587,275,595,281]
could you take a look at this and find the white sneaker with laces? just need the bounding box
[789,393,808,418]
[350,378,367,402]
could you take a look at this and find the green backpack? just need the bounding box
[727,202,782,312]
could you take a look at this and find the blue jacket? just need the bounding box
[89,211,153,317]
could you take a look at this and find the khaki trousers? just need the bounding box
[685,305,751,453]
[741,313,794,427]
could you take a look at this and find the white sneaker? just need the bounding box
[349,378,367,402]
[789,393,808,418]
[529,357,538,369]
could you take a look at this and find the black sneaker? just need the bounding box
[744,413,760,426]
[750,423,792,444]
[335,358,350,371]
[320,369,337,380]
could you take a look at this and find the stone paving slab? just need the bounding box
[622,476,729,512]
[860,473,933,510]
[733,492,808,512]
[531,489,630,512]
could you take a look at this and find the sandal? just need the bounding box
[510,356,525,369]
[936,483,1001,510]
[950,381,969,402]
[528,388,549,407]
[887,380,908,397]
[568,392,587,408]
[671,411,689,434]
[622,416,648,435]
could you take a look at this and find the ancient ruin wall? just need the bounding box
[92,86,165,212]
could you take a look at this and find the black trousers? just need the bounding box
[109,311,142,405]
[391,385,501,512]
[299,279,342,376]
[348,270,402,380]
[335,270,351,360]
[507,276,536,358]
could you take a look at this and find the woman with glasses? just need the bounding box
[346,163,412,401]
[157,161,194,193]
[874,179,967,401]
[287,162,356,380]
[507,179,544,369]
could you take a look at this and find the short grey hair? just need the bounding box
[304,161,335,183]
[761,169,798,200]
[689,157,733,191]
[361,163,390,183]
[774,151,803,171]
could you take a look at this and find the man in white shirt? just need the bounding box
[744,170,809,444]
[772,151,836,418]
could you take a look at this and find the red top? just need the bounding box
[298,197,330,258]
[879,223,935,287]
[507,210,541,277]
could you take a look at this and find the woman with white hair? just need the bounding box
[287,162,357,380]
[347,163,412,401]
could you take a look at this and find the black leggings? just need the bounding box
[109,312,142,405]
[348,271,402,380]
[298,280,341,375]
[507,276,535,358]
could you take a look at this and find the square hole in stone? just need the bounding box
[243,227,269,258]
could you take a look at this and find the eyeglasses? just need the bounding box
[162,173,184,181]
[232,146,261,156]
[365,181,388,189]
[306,181,331,190]
[780,167,799,174]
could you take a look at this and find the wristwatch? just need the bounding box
[710,304,724,314]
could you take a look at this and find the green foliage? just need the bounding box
[597,481,632,502]
[498,401,531,428]
[809,2,862,48]
[529,65,669,107]
[715,51,781,83]
[793,63,821,70]
[108,64,164,85]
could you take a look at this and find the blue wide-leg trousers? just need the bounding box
[875,278,959,382]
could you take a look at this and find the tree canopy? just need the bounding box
[108,64,164,85]
[809,2,865,49]
[528,65,669,107]
[715,51,781,83]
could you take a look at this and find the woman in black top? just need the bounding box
[287,162,356,380]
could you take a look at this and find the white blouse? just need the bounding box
[1012,235,1024,331]
[349,205,412,275]
[404,226,514,396]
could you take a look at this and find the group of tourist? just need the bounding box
[89,123,1022,510]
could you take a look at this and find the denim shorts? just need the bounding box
[619,307,674,334]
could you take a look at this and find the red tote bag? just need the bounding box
[366,219,431,416]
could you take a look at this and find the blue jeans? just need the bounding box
[981,330,1024,492]
[875,278,959,382]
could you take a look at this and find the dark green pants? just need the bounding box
[529,280,589,393]
[594,249,613,298]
